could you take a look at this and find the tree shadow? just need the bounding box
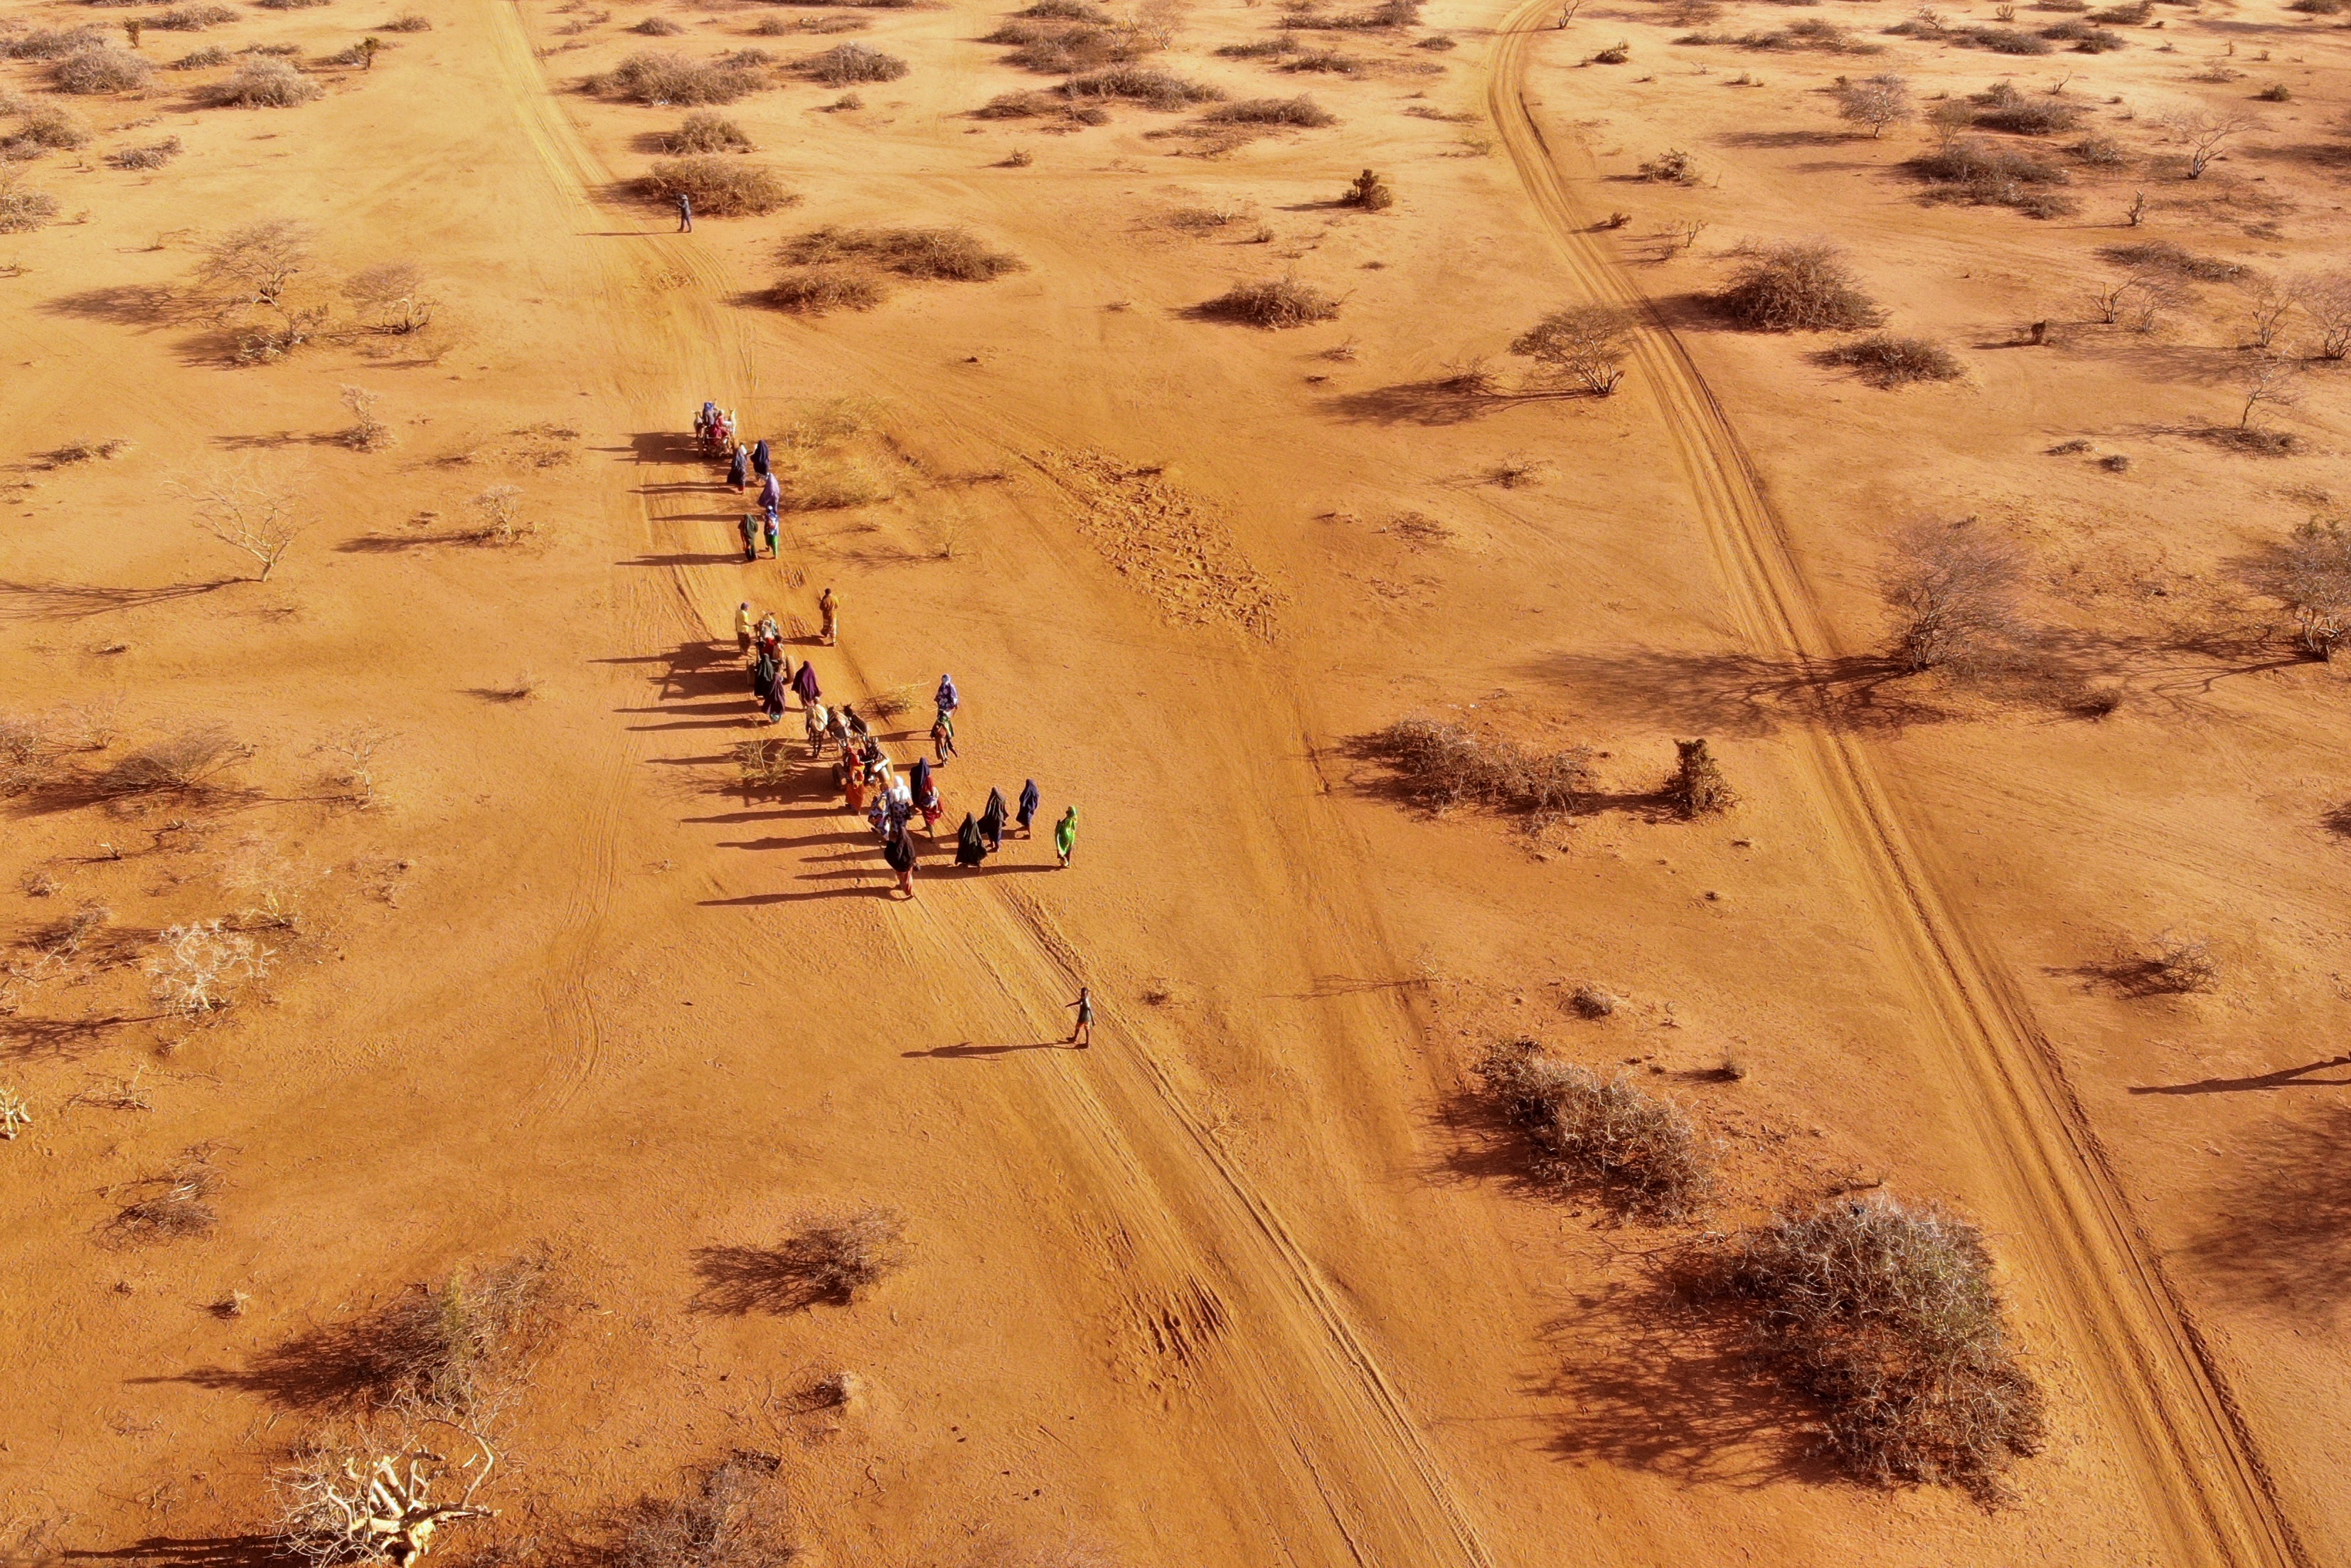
[0,577,238,622]
[1518,646,1945,737]
[134,1305,427,1412]
[1713,128,1852,149]
[2182,1102,2351,1315]
[39,284,183,329]
[1318,380,1568,428]
[2323,801,2351,841]
[691,1239,859,1315]
[1,1011,150,1063]
[60,1532,284,1565]
[2127,1055,2351,1096]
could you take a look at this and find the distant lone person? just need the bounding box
[1067,986,1092,1049]
[676,193,693,233]
[1054,804,1077,868]
[819,586,838,645]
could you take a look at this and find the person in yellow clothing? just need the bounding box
[735,602,755,653]
[819,586,838,646]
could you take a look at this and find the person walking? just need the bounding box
[791,659,821,709]
[752,438,772,479]
[735,601,755,654]
[955,811,986,868]
[979,786,1007,853]
[934,673,961,718]
[757,469,781,518]
[676,192,693,233]
[1066,986,1092,1050]
[1054,804,1078,868]
[753,647,777,705]
[819,586,838,646]
[929,708,958,763]
[737,513,759,563]
[727,443,750,492]
[884,823,916,898]
[1016,779,1040,838]
[762,678,785,727]
[762,511,781,560]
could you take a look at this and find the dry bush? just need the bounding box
[1820,331,1962,387]
[1279,48,1362,72]
[2067,132,2126,165]
[1882,518,2024,673]
[148,919,272,1016]
[1364,716,1593,815]
[4,103,92,159]
[44,436,132,464]
[1666,737,1736,816]
[1717,240,1882,331]
[634,14,686,33]
[767,263,885,314]
[1680,1193,2045,1498]
[0,713,57,797]
[97,723,252,797]
[324,1253,558,1410]
[1065,63,1222,107]
[2276,517,2351,658]
[1834,71,1912,135]
[644,155,795,216]
[1971,79,2081,134]
[1200,275,1338,327]
[986,14,1160,73]
[1215,34,1304,56]
[1909,137,2074,216]
[338,384,392,451]
[2041,17,2125,46]
[51,46,154,92]
[35,902,113,957]
[695,1206,911,1313]
[1283,0,1421,26]
[661,110,751,151]
[112,1147,224,1241]
[1511,303,1633,395]
[170,43,235,68]
[152,3,240,28]
[781,224,1021,280]
[1203,94,1333,125]
[594,50,769,104]
[1,26,108,60]
[274,1424,500,1568]
[109,135,184,169]
[0,171,60,234]
[1338,167,1392,209]
[344,260,437,333]
[1476,1038,1713,1220]
[612,1454,794,1568]
[782,459,884,511]
[179,469,308,575]
[2157,107,2256,179]
[2094,240,2238,282]
[382,12,434,29]
[198,59,325,107]
[800,41,907,82]
[1952,23,2052,50]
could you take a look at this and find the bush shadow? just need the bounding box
[691,1239,857,1316]
[2182,1102,2351,1316]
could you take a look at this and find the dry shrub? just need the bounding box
[2276,516,2351,658]
[1203,94,1333,125]
[1666,737,1735,816]
[112,1147,223,1242]
[783,459,884,511]
[1065,63,1222,107]
[2041,17,2125,46]
[1216,34,1303,55]
[0,172,62,233]
[1882,518,2025,673]
[801,41,907,82]
[97,724,251,797]
[344,1254,556,1409]
[1680,1194,2045,1498]
[1717,240,1882,331]
[1477,1038,1713,1220]
[256,0,336,8]
[46,436,133,464]
[1,26,108,60]
[1820,331,1963,387]
[661,110,751,151]
[170,44,235,68]
[767,264,885,314]
[1952,23,2052,50]
[1339,167,1392,209]
[381,12,434,29]
[782,224,1021,280]
[0,713,55,796]
[634,14,687,33]
[110,136,184,169]
[1280,47,1362,71]
[613,1454,795,1568]
[694,1205,911,1313]
[1200,274,1338,327]
[151,3,240,28]
[1511,302,1632,395]
[595,50,769,104]
[344,260,437,333]
[2096,239,2240,281]
[986,15,1159,73]
[52,46,155,93]
[1907,138,2074,217]
[1970,80,2082,134]
[198,59,325,107]
[1834,71,1912,134]
[644,155,795,216]
[1365,715,1592,815]
[2124,932,2218,994]
[4,104,92,158]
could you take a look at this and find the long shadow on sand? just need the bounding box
[60,1532,283,1565]
[2182,1102,2351,1314]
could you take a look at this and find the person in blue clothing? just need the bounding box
[676,193,693,233]
[1016,779,1040,838]
[762,512,780,559]
[752,438,772,478]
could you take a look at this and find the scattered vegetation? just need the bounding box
[96,724,252,798]
[1203,94,1335,126]
[766,263,886,314]
[1907,138,2075,218]
[178,467,307,575]
[660,110,752,152]
[2157,107,2256,179]
[1949,23,2054,52]
[1820,331,1963,387]
[1338,166,1392,209]
[345,260,437,334]
[1065,63,1222,108]
[800,41,907,84]
[1199,274,1340,327]
[1510,303,1633,395]
[283,1251,558,1411]
[1717,240,1882,331]
[1666,737,1736,816]
[694,1206,912,1313]
[592,50,770,105]
[633,14,686,34]
[381,12,434,30]
[0,26,108,61]
[339,383,392,450]
[1363,716,1593,817]
[780,225,1022,284]
[0,171,60,234]
[1476,1038,1714,1220]
[52,46,156,93]
[151,3,240,29]
[3,104,92,159]
[1679,1194,2045,1498]
[2275,517,2351,659]
[109,135,184,169]
[1971,79,2082,134]
[111,1146,224,1241]
[644,155,796,216]
[1882,518,2025,673]
[169,44,234,68]
[2097,239,2239,282]
[1282,0,1422,28]
[198,59,326,107]
[611,1454,796,1568]
[1833,72,1912,135]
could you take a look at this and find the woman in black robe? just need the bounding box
[956,813,987,868]
[979,787,1007,853]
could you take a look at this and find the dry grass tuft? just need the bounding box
[634,14,687,33]
[1666,737,1736,816]
[801,41,907,83]
[1065,63,1223,108]
[1203,94,1335,126]
[644,155,796,215]
[0,171,60,234]
[660,110,751,151]
[1717,240,1882,331]
[1477,1038,1714,1220]
[169,44,235,68]
[197,59,326,107]
[1679,1194,2045,1498]
[95,724,252,798]
[612,1454,795,1568]
[111,1148,223,1243]
[1363,715,1592,816]
[52,46,156,93]
[1819,331,1963,387]
[109,136,185,169]
[594,50,770,104]
[780,224,1022,281]
[3,104,92,159]
[1200,274,1340,327]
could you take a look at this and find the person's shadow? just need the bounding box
[902,1040,1079,1060]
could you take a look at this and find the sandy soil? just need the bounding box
[3,0,2347,1561]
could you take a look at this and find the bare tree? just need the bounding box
[2236,356,2302,430]
[177,471,306,580]
[1834,73,1914,137]
[1882,518,2025,672]
[2241,278,2301,351]
[2157,108,2258,178]
[340,385,391,451]
[343,262,438,335]
[197,218,314,306]
[2277,518,2351,660]
[2301,274,2351,361]
[1510,303,1633,395]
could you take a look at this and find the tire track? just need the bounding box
[1482,10,2305,1564]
